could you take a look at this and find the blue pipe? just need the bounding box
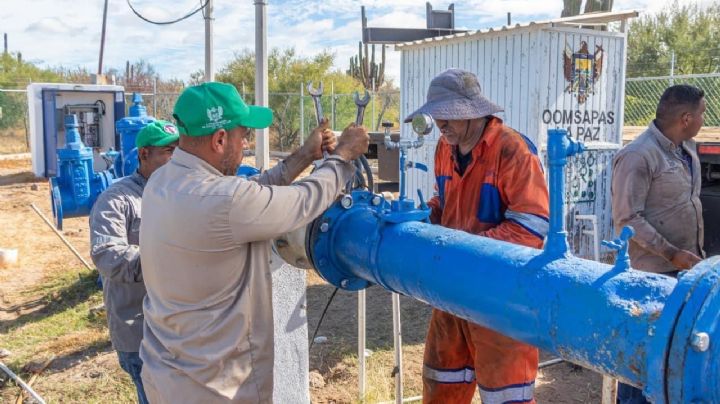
[309,128,720,402]
[545,128,584,258]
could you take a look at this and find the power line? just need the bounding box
[127,0,208,25]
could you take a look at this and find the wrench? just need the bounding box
[307,81,329,160]
[353,89,371,125]
[307,82,324,126]
[349,89,372,190]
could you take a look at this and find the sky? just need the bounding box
[0,0,707,85]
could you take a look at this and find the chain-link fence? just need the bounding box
[625,73,720,126]
[0,86,400,154]
[15,72,720,154]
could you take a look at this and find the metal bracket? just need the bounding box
[361,3,467,44]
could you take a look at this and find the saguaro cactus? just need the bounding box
[347,42,385,92]
[562,0,613,17]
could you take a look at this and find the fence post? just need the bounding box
[300,82,304,146]
[371,77,376,130]
[670,51,675,86]
[152,77,157,117]
[331,81,335,131]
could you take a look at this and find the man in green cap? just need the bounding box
[139,82,369,403]
[89,120,179,404]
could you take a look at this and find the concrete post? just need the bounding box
[269,251,310,404]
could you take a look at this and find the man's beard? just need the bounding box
[220,144,240,176]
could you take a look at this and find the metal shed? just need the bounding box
[397,10,639,261]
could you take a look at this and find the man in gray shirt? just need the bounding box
[611,84,706,403]
[89,120,179,404]
[139,82,369,403]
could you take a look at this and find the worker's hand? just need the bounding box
[671,249,702,270]
[302,118,337,160]
[333,123,370,162]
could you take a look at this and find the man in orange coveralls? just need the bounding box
[405,68,550,404]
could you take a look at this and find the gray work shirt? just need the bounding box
[89,172,147,352]
[611,121,704,273]
[139,148,355,403]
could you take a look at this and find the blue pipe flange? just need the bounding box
[311,191,387,291]
[666,256,720,403]
[310,190,430,290]
[643,257,720,403]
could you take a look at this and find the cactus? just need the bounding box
[347,41,385,91]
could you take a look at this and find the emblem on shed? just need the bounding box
[563,41,604,104]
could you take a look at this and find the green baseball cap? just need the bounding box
[136,120,180,148]
[172,82,273,136]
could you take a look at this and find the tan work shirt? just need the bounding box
[139,148,354,403]
[611,121,704,273]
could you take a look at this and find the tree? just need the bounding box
[627,2,720,77]
[217,48,367,151]
[188,69,205,86]
[373,79,400,131]
[51,60,184,120]
[0,52,61,131]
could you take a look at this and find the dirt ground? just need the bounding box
[0,156,602,403]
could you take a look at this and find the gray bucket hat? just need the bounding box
[404,68,504,123]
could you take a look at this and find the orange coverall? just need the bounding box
[424,116,550,404]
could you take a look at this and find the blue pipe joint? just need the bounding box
[310,190,430,290]
[115,93,154,176]
[645,256,720,403]
[545,128,585,258]
[51,115,114,230]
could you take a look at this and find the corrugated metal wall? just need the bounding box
[400,26,627,261]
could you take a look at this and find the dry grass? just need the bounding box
[0,267,137,403]
[0,131,29,154]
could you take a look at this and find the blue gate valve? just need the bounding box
[50,114,115,230]
[115,93,154,177]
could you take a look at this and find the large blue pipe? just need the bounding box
[308,129,720,403]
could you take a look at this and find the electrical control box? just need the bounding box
[27,83,125,177]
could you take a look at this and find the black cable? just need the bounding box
[127,0,208,25]
[357,155,374,191]
[309,287,339,351]
[94,99,107,115]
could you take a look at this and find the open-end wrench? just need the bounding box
[307,81,329,159]
[349,89,372,190]
[353,89,371,125]
[307,82,324,126]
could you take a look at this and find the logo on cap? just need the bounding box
[164,124,178,134]
[208,106,223,122]
[203,106,230,129]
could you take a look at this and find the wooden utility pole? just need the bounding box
[98,0,109,74]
